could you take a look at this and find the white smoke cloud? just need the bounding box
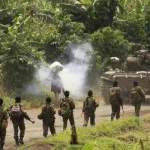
[24,65,51,95]
[60,43,93,97]
[24,42,93,97]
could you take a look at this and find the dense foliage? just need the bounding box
[0,0,149,92]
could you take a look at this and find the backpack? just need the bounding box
[44,105,55,117]
[84,97,96,112]
[9,103,23,120]
[60,99,71,117]
[130,90,142,105]
[109,87,120,105]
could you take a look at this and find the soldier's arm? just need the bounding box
[94,99,99,107]
[3,111,9,121]
[109,88,112,104]
[82,101,85,112]
[51,106,56,115]
[139,87,146,102]
[60,100,63,108]
[69,99,75,110]
[23,112,31,120]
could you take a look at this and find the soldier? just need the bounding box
[0,98,8,150]
[59,91,75,130]
[82,90,99,127]
[9,96,32,146]
[38,97,56,137]
[109,81,122,121]
[51,72,65,105]
[130,81,145,117]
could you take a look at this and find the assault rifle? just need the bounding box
[23,112,35,124]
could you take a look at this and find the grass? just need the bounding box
[18,116,150,150]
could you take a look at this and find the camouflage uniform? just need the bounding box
[109,87,121,121]
[0,106,8,149]
[130,86,145,116]
[82,96,99,126]
[60,98,75,130]
[9,103,26,145]
[41,104,56,137]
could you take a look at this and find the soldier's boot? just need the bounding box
[43,134,47,138]
[1,144,4,150]
[83,124,87,127]
[15,137,19,146]
[19,138,24,145]
[111,114,114,121]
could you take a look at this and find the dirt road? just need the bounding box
[4,104,150,150]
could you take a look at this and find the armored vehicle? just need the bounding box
[101,50,150,104]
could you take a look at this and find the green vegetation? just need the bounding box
[0,0,149,94]
[18,117,150,150]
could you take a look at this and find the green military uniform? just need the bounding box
[41,104,56,137]
[82,96,99,126]
[109,86,121,121]
[60,97,75,130]
[0,106,8,149]
[130,86,145,116]
[9,103,26,145]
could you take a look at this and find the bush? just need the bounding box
[90,27,131,70]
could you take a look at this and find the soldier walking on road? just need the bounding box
[59,91,75,130]
[0,98,8,150]
[9,96,32,146]
[82,90,99,126]
[130,81,145,117]
[109,81,122,121]
[38,97,56,137]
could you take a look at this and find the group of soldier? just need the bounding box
[0,80,146,150]
[109,81,145,121]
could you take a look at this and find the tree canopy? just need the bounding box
[0,0,149,92]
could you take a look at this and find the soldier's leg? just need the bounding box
[54,92,60,105]
[69,114,75,127]
[43,122,48,137]
[19,121,25,144]
[83,113,89,126]
[135,103,141,117]
[12,122,19,145]
[111,105,116,121]
[1,128,6,149]
[116,105,120,119]
[49,122,56,135]
[63,117,68,130]
[90,112,95,126]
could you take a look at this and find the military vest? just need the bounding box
[84,97,97,112]
[109,87,121,105]
[60,98,72,117]
[130,86,143,105]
